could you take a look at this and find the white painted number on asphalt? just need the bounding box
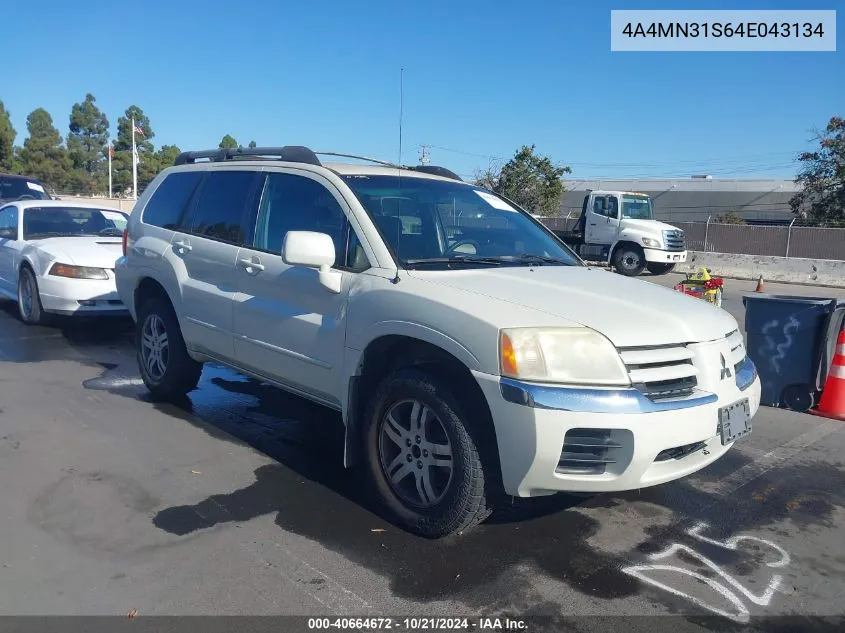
[622,521,790,623]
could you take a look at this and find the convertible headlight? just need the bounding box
[642,237,661,248]
[48,263,109,280]
[499,327,630,386]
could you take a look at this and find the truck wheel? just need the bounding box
[363,367,491,538]
[136,296,203,401]
[612,245,646,276]
[646,262,675,275]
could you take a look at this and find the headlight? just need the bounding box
[499,327,630,386]
[642,237,660,248]
[48,263,109,280]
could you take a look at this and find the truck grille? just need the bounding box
[663,229,686,252]
[619,344,699,400]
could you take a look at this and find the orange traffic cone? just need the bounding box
[755,275,765,292]
[808,328,845,422]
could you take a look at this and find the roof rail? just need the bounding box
[173,146,464,182]
[174,146,322,166]
[406,165,463,181]
[314,152,401,168]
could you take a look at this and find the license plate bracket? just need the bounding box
[718,398,752,445]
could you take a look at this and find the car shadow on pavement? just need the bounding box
[144,372,642,611]
[146,371,845,615]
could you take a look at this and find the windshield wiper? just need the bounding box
[25,232,82,239]
[402,256,507,269]
[476,254,575,266]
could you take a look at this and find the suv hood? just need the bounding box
[408,266,737,348]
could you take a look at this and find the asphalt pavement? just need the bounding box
[1,274,844,633]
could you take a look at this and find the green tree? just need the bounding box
[248,140,257,148]
[714,210,746,224]
[66,93,110,194]
[112,106,156,195]
[476,145,571,217]
[154,144,182,171]
[790,115,845,226]
[219,134,238,149]
[18,108,71,190]
[0,101,16,171]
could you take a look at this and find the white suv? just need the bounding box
[115,146,761,538]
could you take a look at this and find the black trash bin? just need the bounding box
[742,294,845,411]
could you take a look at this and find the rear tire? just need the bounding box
[136,296,202,401]
[17,266,45,325]
[646,262,675,275]
[612,244,646,277]
[362,367,492,538]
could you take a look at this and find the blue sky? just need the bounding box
[4,0,841,181]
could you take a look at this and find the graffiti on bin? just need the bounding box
[760,316,800,375]
[622,521,790,623]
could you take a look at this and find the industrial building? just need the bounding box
[559,176,800,224]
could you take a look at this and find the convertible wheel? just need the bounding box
[17,267,45,325]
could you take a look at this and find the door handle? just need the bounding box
[589,223,597,226]
[238,258,265,273]
[173,240,192,253]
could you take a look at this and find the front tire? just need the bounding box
[363,367,491,538]
[646,262,675,275]
[136,296,202,401]
[17,266,45,325]
[612,245,646,276]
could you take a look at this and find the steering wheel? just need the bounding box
[445,239,481,255]
[16,195,36,201]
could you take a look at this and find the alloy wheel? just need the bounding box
[18,273,34,320]
[140,314,170,382]
[378,399,454,508]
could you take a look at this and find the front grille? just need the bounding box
[619,344,699,400]
[557,429,623,475]
[655,441,707,462]
[726,329,746,367]
[663,229,686,252]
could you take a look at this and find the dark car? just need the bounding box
[0,174,53,203]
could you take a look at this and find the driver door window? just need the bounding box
[0,206,18,239]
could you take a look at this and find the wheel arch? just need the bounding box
[344,333,503,492]
[607,238,644,264]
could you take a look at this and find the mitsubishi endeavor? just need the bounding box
[114,146,761,539]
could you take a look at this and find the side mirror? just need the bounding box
[282,230,342,293]
[0,228,16,240]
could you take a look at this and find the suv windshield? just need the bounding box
[341,175,582,269]
[0,176,52,203]
[621,195,653,220]
[23,206,128,240]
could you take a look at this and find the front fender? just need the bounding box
[341,320,487,469]
[607,229,656,263]
[346,319,483,380]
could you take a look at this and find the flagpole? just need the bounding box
[131,116,138,200]
[108,143,113,199]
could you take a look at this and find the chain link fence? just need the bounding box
[53,192,845,262]
[538,212,845,262]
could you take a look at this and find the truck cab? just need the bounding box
[565,190,687,276]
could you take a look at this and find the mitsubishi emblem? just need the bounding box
[719,353,732,380]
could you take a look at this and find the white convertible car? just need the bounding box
[0,200,129,324]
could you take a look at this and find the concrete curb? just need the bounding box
[678,251,845,289]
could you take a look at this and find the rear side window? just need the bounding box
[142,171,204,229]
[187,170,259,245]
